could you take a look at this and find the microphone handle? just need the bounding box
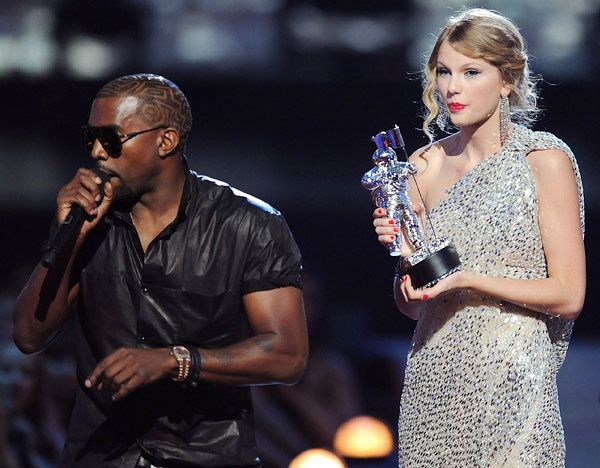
[40,169,110,268]
[40,206,86,267]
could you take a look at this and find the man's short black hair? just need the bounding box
[96,73,193,153]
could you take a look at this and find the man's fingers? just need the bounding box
[102,357,134,385]
[112,385,129,401]
[85,367,102,388]
[111,374,141,401]
[59,186,95,212]
[101,181,114,202]
[85,348,126,388]
[57,168,110,221]
[78,172,103,197]
[95,182,115,218]
[108,367,138,399]
[110,356,144,388]
[73,188,99,215]
[84,348,164,399]
[68,170,104,204]
[85,358,110,387]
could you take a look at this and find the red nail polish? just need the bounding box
[402,276,408,282]
[393,227,399,232]
[388,219,395,225]
[421,294,429,300]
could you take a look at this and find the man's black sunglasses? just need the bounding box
[80,125,168,157]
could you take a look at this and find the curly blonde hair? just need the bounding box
[422,9,540,141]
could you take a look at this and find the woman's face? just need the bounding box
[435,40,510,130]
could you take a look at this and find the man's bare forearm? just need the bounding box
[13,255,77,354]
[196,332,307,385]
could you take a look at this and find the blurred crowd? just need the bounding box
[0,265,77,468]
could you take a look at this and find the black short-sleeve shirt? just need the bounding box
[61,169,302,467]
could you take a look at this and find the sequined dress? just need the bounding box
[398,125,585,467]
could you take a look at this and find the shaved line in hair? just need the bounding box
[96,74,193,153]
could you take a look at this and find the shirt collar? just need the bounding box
[109,158,193,233]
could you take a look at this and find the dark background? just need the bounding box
[0,1,598,467]
[1,0,598,337]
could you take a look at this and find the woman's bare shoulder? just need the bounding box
[408,134,455,173]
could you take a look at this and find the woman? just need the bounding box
[372,8,585,467]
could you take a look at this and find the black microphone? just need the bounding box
[41,169,111,268]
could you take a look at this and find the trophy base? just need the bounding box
[399,244,461,290]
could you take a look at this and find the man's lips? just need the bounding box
[98,167,118,179]
[449,103,466,112]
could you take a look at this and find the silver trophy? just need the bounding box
[361,125,460,289]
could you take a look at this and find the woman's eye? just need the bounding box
[436,68,449,76]
[465,69,481,76]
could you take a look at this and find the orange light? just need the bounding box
[289,448,346,468]
[333,415,394,458]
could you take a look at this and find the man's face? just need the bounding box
[88,96,164,201]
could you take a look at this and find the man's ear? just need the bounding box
[158,128,180,157]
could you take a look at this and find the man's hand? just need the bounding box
[84,347,175,401]
[57,168,114,240]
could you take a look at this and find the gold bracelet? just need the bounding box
[170,346,191,382]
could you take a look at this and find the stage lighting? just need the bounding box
[333,415,394,458]
[289,448,346,468]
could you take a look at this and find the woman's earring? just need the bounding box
[499,95,510,146]
[436,103,448,131]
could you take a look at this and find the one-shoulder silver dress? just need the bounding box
[398,125,585,467]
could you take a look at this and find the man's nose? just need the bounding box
[91,139,108,160]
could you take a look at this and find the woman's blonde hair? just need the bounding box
[422,8,540,141]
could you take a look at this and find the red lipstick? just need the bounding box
[449,102,466,112]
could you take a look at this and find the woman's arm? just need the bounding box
[399,149,586,320]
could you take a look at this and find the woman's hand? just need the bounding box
[372,207,399,247]
[372,205,425,256]
[398,271,471,303]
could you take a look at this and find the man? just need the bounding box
[13,74,307,467]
